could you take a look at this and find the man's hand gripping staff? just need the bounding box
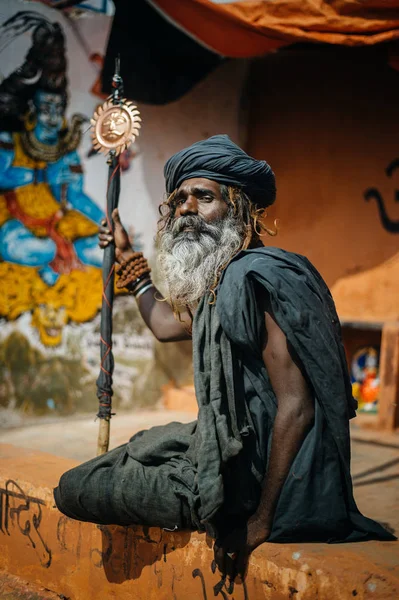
[99,208,152,297]
[99,209,191,341]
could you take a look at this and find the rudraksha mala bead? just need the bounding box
[116,252,151,289]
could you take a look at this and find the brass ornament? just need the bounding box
[90,99,141,155]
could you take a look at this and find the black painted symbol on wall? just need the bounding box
[193,568,208,600]
[364,159,399,233]
[0,479,52,568]
[57,515,82,560]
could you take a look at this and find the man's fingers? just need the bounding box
[98,235,113,249]
[225,578,234,595]
[111,207,132,255]
[213,545,238,582]
[213,544,226,576]
[112,208,121,223]
[224,551,237,582]
[235,548,249,580]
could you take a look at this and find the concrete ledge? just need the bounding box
[0,444,398,600]
[0,571,61,600]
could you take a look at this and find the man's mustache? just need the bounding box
[171,215,220,238]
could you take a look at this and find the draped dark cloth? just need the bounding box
[214,247,394,541]
[164,135,276,208]
[54,247,395,542]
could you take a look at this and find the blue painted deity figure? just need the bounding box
[0,89,104,285]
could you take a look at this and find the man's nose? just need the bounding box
[178,196,198,216]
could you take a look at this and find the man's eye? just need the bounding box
[200,196,213,202]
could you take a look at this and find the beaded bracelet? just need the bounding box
[116,252,151,289]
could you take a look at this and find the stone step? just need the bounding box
[0,444,398,600]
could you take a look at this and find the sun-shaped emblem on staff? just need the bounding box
[90,99,141,155]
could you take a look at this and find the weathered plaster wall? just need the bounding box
[247,47,399,321]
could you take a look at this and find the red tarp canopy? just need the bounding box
[151,0,399,56]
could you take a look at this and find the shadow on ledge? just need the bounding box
[99,524,197,582]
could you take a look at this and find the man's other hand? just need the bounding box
[213,517,270,582]
[98,208,134,263]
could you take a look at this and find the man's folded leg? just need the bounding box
[53,444,194,530]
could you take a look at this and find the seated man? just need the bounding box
[54,135,394,577]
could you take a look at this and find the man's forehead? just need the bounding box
[176,177,221,195]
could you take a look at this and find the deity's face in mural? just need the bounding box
[32,90,65,142]
[31,302,68,347]
[0,263,104,348]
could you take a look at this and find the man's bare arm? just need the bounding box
[99,208,191,342]
[133,284,192,342]
[214,309,314,578]
[252,311,315,531]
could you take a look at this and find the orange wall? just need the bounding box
[247,47,399,306]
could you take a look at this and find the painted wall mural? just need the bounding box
[42,1,114,15]
[0,12,106,348]
[0,3,157,416]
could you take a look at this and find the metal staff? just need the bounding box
[90,58,141,455]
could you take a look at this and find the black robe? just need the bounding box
[212,247,394,541]
[165,247,392,541]
[54,247,395,542]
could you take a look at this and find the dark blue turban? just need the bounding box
[164,134,276,208]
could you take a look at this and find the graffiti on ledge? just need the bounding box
[0,479,52,567]
[1,481,257,598]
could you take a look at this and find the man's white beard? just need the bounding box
[157,214,243,307]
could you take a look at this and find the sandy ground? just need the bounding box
[1,408,398,535]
